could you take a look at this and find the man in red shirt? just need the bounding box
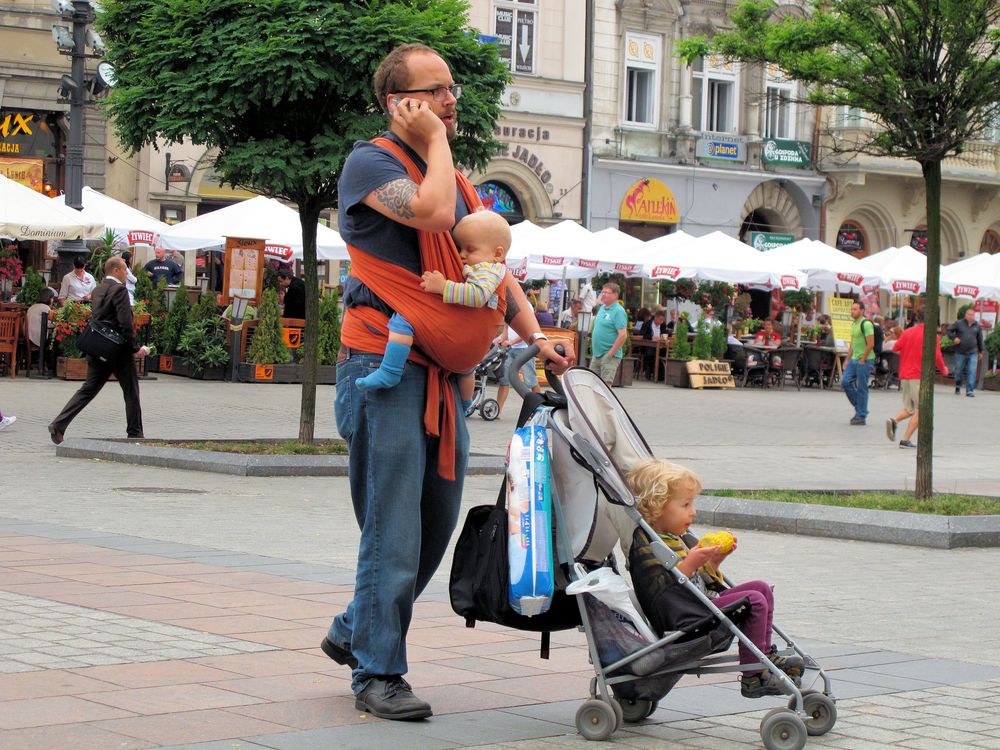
[886,311,948,448]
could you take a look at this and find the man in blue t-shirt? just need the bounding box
[321,42,572,722]
[590,282,629,386]
[143,248,183,286]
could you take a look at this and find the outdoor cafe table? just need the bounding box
[630,337,668,382]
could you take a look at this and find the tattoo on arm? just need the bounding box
[504,288,521,324]
[374,179,417,220]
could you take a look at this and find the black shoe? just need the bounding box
[899,439,916,448]
[47,424,64,445]
[320,637,358,669]
[740,672,783,698]
[967,392,975,398]
[355,676,432,720]
[850,416,866,425]
[885,418,897,441]
[955,386,961,394]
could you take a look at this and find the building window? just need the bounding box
[476,180,523,222]
[836,221,867,257]
[691,55,738,134]
[494,1,537,75]
[623,33,661,127]
[764,64,795,139]
[981,229,1000,254]
[835,105,868,128]
[982,105,1000,143]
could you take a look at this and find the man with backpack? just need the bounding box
[843,301,876,425]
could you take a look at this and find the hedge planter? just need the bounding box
[984,377,1000,392]
[663,358,691,388]
[612,356,636,387]
[238,362,338,384]
[56,356,88,381]
[156,355,225,380]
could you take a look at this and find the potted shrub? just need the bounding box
[315,288,342,383]
[15,267,45,305]
[241,288,294,381]
[710,321,727,360]
[178,318,229,379]
[51,300,91,380]
[664,317,691,387]
[155,287,191,375]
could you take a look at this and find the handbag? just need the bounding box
[449,483,581,636]
[77,320,126,362]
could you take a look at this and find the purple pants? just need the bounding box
[712,579,774,666]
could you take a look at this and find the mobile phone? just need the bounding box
[390,97,401,115]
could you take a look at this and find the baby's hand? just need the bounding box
[685,544,719,571]
[421,270,447,294]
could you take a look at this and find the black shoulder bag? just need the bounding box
[77,320,126,362]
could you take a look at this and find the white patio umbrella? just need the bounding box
[0,175,103,241]
[940,253,1000,300]
[639,231,807,290]
[856,245,930,295]
[764,238,872,292]
[507,220,596,281]
[51,186,169,246]
[159,195,348,260]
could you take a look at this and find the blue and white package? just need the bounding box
[506,423,554,616]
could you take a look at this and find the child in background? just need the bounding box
[626,458,803,698]
[355,211,510,411]
[0,408,15,432]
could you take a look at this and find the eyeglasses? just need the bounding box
[394,84,463,102]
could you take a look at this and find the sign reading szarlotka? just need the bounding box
[761,139,812,169]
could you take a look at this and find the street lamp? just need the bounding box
[227,295,251,382]
[50,0,114,276]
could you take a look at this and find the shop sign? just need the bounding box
[0,158,44,191]
[974,299,998,328]
[0,110,57,158]
[127,230,156,246]
[836,228,865,253]
[493,125,550,142]
[265,244,294,262]
[750,232,794,252]
[504,144,553,194]
[649,265,682,279]
[696,135,747,163]
[910,229,928,253]
[619,178,679,224]
[762,139,812,168]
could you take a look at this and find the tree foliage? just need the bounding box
[692,317,713,360]
[248,288,292,365]
[161,289,190,357]
[671,318,692,361]
[678,0,1000,497]
[317,289,342,366]
[99,0,510,440]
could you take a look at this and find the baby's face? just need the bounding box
[459,239,505,266]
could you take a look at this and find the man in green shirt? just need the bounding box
[843,301,876,425]
[589,282,628,386]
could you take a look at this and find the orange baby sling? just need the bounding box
[340,136,507,480]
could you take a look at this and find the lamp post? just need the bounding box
[227,295,250,382]
[51,1,108,276]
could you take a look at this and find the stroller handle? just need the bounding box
[508,343,566,398]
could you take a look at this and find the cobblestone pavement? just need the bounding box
[1,375,999,748]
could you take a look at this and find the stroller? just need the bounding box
[484,347,837,749]
[465,341,508,420]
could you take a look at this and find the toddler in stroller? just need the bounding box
[626,458,804,698]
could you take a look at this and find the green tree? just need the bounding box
[161,289,190,356]
[678,0,1000,497]
[710,323,728,360]
[671,318,692,361]
[15,267,45,306]
[99,0,509,441]
[149,277,169,351]
[692,317,712,360]
[188,290,220,325]
[248,288,292,365]
[133,264,153,307]
[317,289,342,366]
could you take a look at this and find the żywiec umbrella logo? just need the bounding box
[265,244,293,262]
[954,285,980,299]
[780,276,800,289]
[836,272,863,285]
[891,280,921,293]
[614,263,639,275]
[127,231,155,245]
[650,265,681,279]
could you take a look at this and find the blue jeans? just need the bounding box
[953,352,978,393]
[842,358,873,419]
[329,353,468,694]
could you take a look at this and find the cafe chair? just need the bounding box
[0,311,20,378]
[741,347,770,388]
[768,346,802,390]
[802,345,831,389]
[874,350,900,390]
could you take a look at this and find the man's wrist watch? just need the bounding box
[529,332,548,344]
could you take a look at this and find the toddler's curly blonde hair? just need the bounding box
[626,458,703,524]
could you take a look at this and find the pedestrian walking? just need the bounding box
[48,257,149,444]
[321,42,571,721]
[843,301,876,425]
[886,310,948,448]
[947,307,984,397]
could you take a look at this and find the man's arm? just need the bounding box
[606,327,627,358]
[58,275,70,299]
[360,101,456,232]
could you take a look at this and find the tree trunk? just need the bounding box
[297,202,320,443]
[916,159,943,500]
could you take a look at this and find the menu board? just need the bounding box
[829,297,854,349]
[222,236,265,305]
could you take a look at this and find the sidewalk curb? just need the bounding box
[55,440,998,548]
[55,438,506,477]
[697,495,1000,549]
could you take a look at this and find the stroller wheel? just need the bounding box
[575,699,617,741]
[760,708,807,750]
[480,398,500,421]
[619,697,656,723]
[789,690,837,736]
[609,697,623,730]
